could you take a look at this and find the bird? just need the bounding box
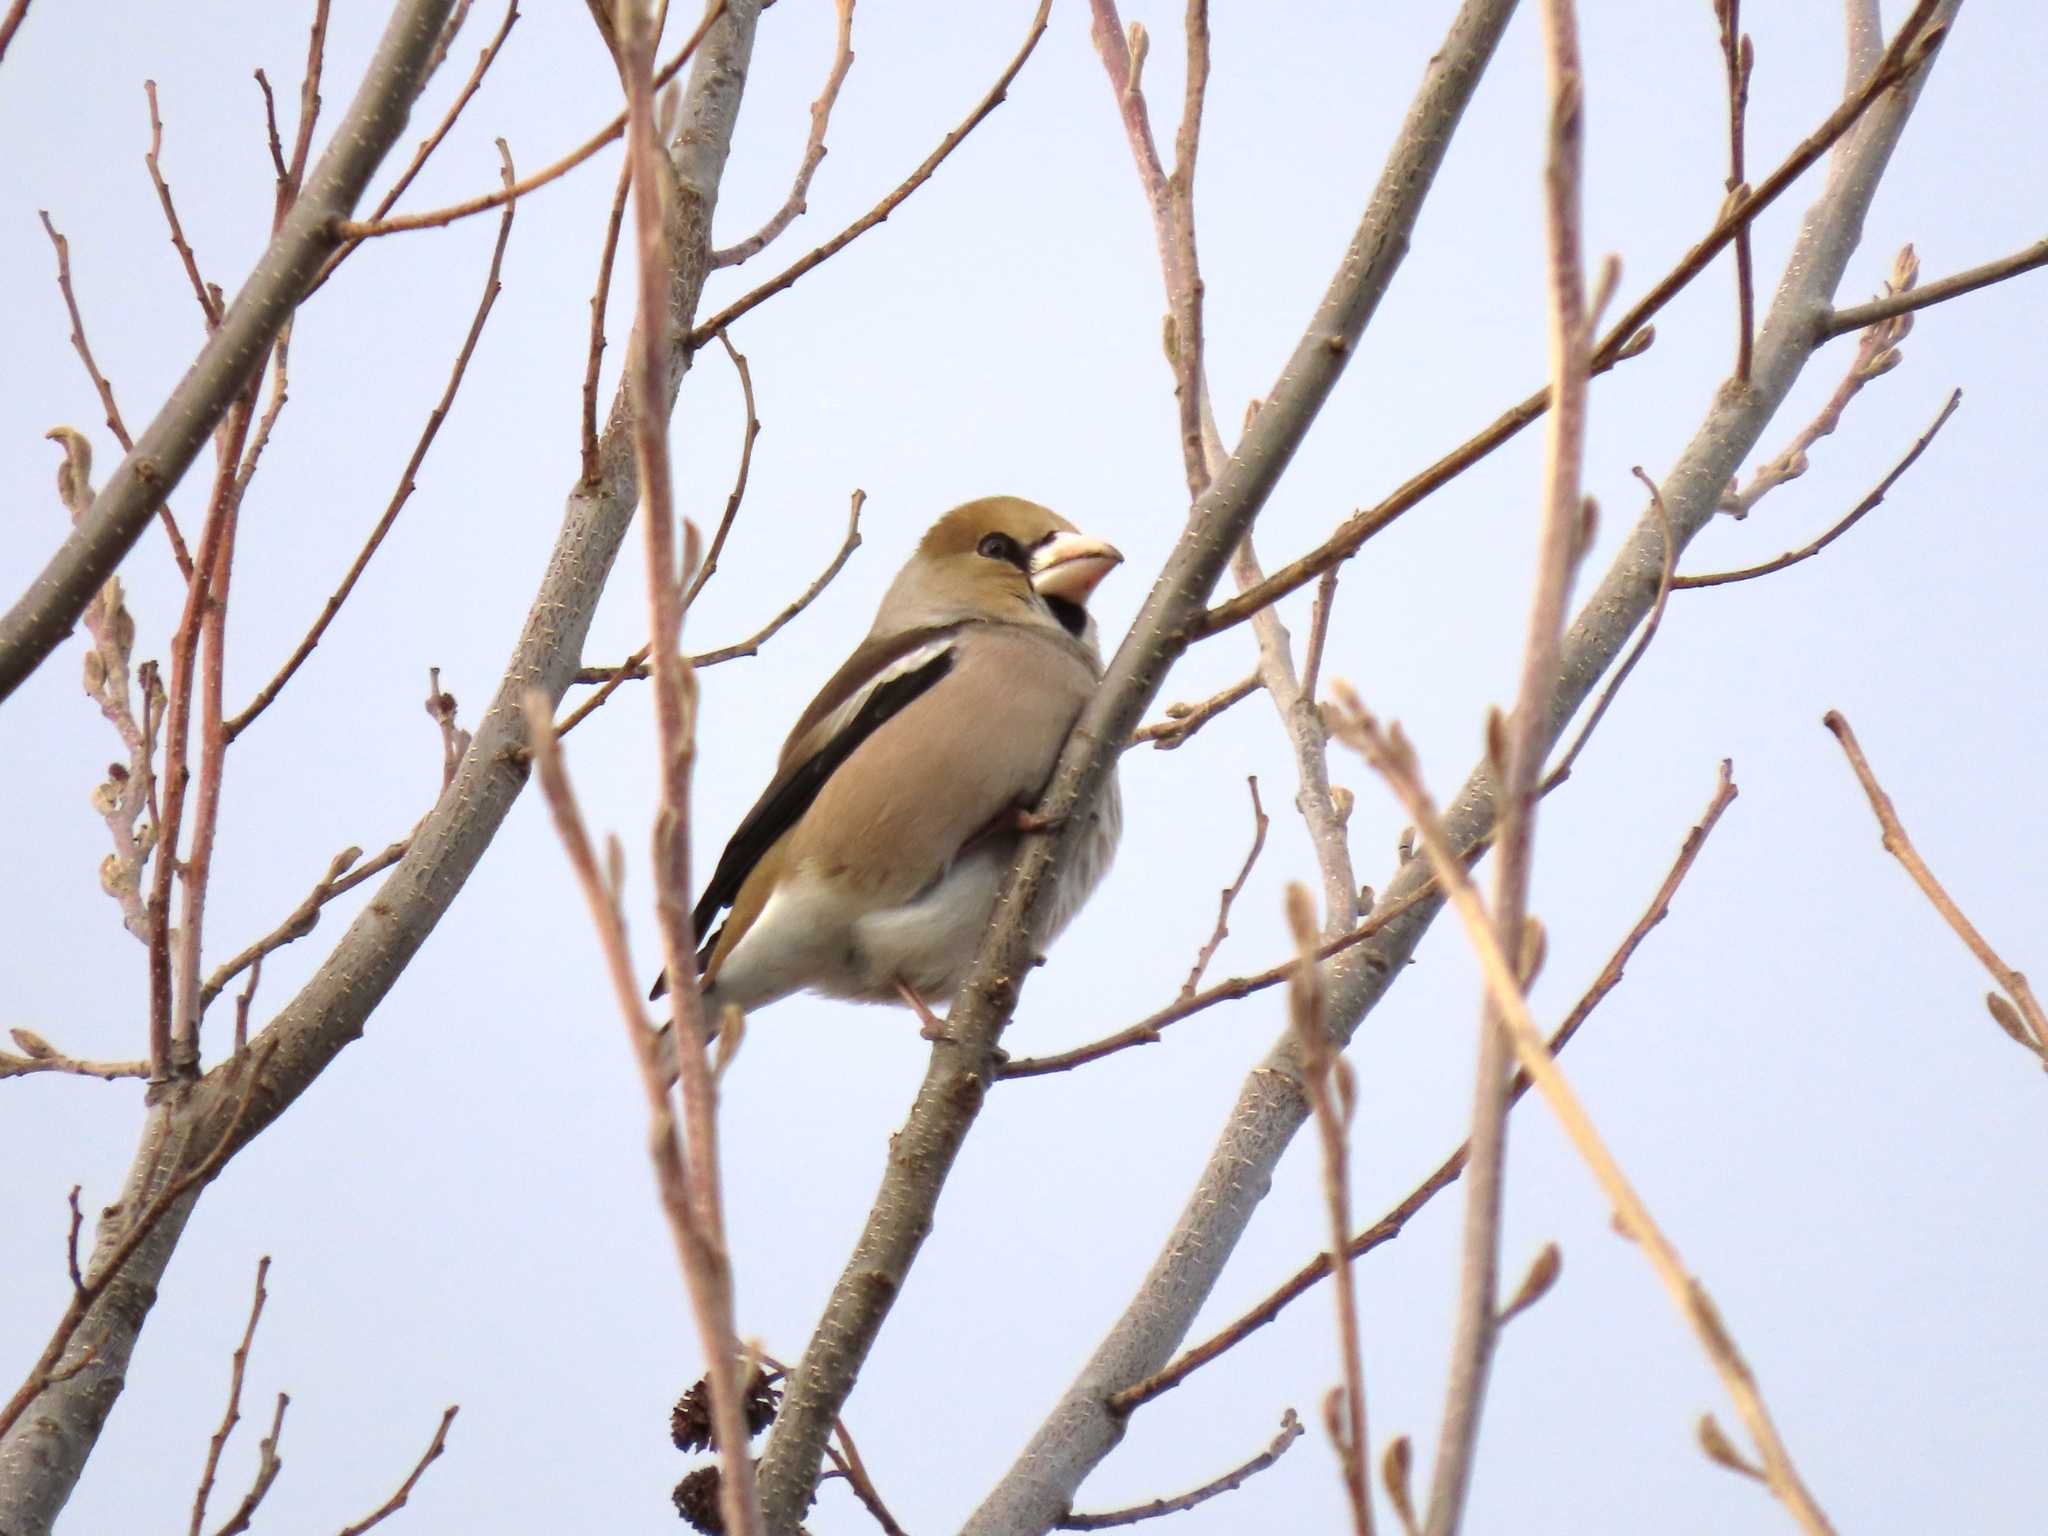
[652,496,1125,1039]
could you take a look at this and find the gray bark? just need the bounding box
[963,6,1960,1533]
[0,6,761,1529]
[0,0,458,707]
[754,2,1520,1529]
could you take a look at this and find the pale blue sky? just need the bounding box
[3,3,2044,1532]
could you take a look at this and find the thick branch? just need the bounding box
[762,4,1524,1530]
[0,5,761,1528]
[0,0,462,707]
[968,8,1960,1532]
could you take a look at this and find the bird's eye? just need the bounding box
[977,532,1025,566]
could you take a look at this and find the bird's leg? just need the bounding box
[1011,805,1064,834]
[894,977,952,1041]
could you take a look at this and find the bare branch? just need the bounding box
[558,489,863,734]
[225,160,518,744]
[198,841,408,1014]
[683,331,763,609]
[1822,233,2048,337]
[188,1257,270,1536]
[1287,883,1372,1535]
[0,0,32,67]
[37,215,194,576]
[1114,763,1737,1412]
[335,1405,459,1536]
[1126,672,1256,750]
[1823,711,2048,1064]
[689,0,1051,345]
[712,0,856,265]
[1723,244,1918,519]
[307,0,521,296]
[581,159,633,487]
[1675,388,1958,588]
[333,4,727,241]
[143,81,224,329]
[1713,0,1755,379]
[1055,1411,1303,1530]
[1335,700,1836,1535]
[206,1392,287,1536]
[0,1032,148,1084]
[1179,777,1267,998]
[0,0,467,707]
[998,877,1446,1082]
[1540,467,1676,792]
[1201,0,1945,638]
[760,1,1519,1523]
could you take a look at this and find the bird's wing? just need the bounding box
[777,623,1097,900]
[690,626,961,950]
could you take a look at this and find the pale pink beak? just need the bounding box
[1030,532,1123,604]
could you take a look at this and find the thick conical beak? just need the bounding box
[1030,532,1123,604]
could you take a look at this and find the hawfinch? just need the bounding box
[654,497,1124,1033]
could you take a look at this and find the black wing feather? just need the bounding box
[689,645,957,968]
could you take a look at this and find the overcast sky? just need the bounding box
[3,2,2045,1533]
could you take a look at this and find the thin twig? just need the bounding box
[1540,467,1676,792]
[0,0,33,67]
[306,0,521,296]
[0,0,467,706]
[827,1419,909,1536]
[617,4,761,1527]
[1,1032,149,1083]
[189,1257,271,1536]
[207,1392,287,1536]
[580,158,633,486]
[1200,0,1945,639]
[199,840,407,1013]
[1113,763,1737,1412]
[0,1042,276,1443]
[144,81,224,329]
[999,876,1448,1081]
[1287,884,1372,1536]
[225,152,519,744]
[1056,1410,1304,1529]
[1823,711,2048,1060]
[712,0,856,265]
[557,490,863,734]
[1723,245,1918,519]
[1334,699,1837,1536]
[1179,777,1268,997]
[1821,234,2048,337]
[37,214,194,576]
[688,0,1051,346]
[1674,388,1959,587]
[1126,672,1257,750]
[683,331,763,609]
[332,4,726,240]
[1713,0,1755,380]
[1424,2,1589,1523]
[336,1405,460,1536]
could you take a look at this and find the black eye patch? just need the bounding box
[977,531,1027,568]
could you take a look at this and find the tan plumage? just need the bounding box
[662,497,1124,1024]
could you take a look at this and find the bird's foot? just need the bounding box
[1012,805,1065,835]
[895,977,953,1041]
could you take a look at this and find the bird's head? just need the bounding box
[876,497,1123,647]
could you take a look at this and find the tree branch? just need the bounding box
[0,0,463,707]
[711,0,855,266]
[0,4,761,1526]
[1823,710,2048,1064]
[967,8,1960,1532]
[764,4,1520,1530]
[1054,1410,1303,1530]
[1821,233,2048,337]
